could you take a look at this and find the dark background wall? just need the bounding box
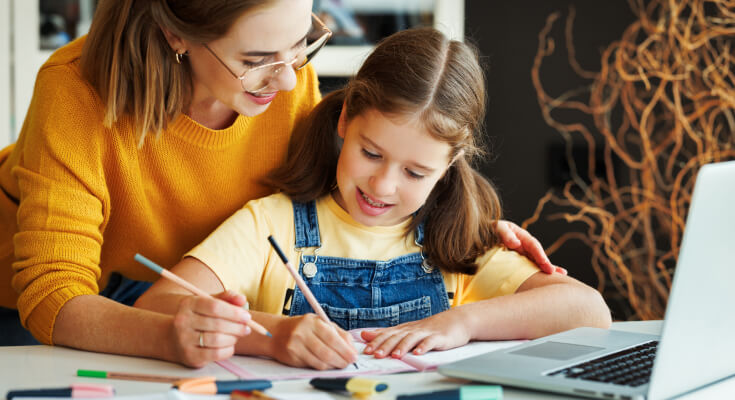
[465,1,636,319]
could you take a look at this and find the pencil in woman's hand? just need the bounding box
[134,253,272,337]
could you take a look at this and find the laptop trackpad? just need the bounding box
[510,341,604,360]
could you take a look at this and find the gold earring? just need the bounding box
[175,51,184,64]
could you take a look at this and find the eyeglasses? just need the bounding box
[204,13,332,93]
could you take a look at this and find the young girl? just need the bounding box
[136,27,611,370]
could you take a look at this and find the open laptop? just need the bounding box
[439,160,735,400]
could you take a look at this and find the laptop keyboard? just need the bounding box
[547,340,658,387]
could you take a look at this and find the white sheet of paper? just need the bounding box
[218,339,526,380]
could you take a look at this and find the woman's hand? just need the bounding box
[269,314,357,370]
[168,290,252,368]
[496,220,566,275]
[360,309,472,359]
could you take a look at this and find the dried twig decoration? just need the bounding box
[525,0,735,320]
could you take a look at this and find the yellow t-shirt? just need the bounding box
[187,193,540,314]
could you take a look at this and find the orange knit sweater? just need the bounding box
[0,37,321,344]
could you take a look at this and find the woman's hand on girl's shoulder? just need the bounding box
[495,220,567,275]
[168,291,252,368]
[269,314,357,370]
[360,309,472,359]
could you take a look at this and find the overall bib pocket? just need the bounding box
[319,296,433,330]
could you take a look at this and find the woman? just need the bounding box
[0,0,556,366]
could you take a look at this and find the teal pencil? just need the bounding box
[135,253,272,337]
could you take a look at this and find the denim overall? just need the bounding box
[288,200,450,330]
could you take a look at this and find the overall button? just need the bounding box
[303,262,318,278]
[421,260,434,273]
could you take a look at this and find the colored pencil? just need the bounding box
[134,253,272,337]
[267,236,357,368]
[77,369,188,383]
[267,236,331,323]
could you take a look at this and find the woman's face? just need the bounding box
[186,0,314,117]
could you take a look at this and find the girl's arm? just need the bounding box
[360,272,611,359]
[134,256,357,369]
[239,310,358,370]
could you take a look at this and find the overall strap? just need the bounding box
[292,200,321,248]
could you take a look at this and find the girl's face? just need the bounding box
[185,0,313,117]
[334,108,453,227]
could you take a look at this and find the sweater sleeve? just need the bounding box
[11,61,110,344]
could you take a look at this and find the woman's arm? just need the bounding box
[52,295,176,360]
[361,272,611,358]
[135,256,357,369]
[133,257,253,367]
[496,220,565,275]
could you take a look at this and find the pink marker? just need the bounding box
[7,383,114,399]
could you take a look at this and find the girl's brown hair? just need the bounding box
[268,27,502,275]
[81,0,269,144]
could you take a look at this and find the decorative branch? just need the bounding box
[526,0,735,320]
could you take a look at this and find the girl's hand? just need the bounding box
[169,290,252,368]
[270,313,358,370]
[360,309,472,359]
[495,220,567,275]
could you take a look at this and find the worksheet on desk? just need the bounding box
[217,339,526,380]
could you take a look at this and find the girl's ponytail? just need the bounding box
[413,157,502,274]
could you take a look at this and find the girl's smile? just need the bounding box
[356,187,394,216]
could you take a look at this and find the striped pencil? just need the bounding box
[77,369,190,383]
[134,253,272,337]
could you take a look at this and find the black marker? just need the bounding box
[310,377,388,396]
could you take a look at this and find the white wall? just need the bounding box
[0,0,12,148]
[312,0,465,76]
[14,0,53,142]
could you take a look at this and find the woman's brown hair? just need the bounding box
[81,0,269,144]
[268,27,502,275]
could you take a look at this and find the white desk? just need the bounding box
[1,321,731,399]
